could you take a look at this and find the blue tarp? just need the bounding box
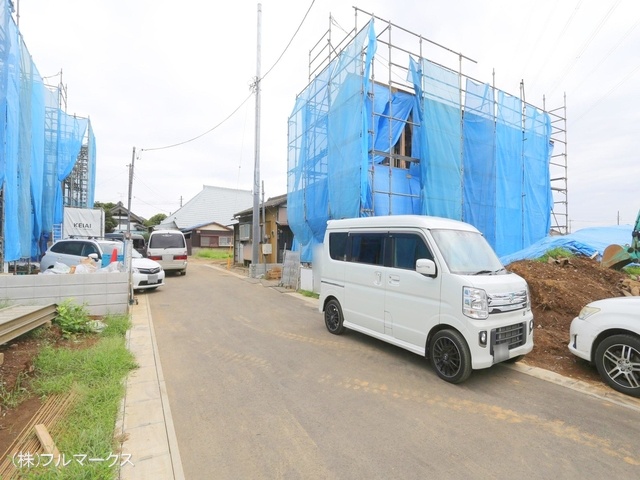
[500,225,634,265]
[0,1,95,261]
[287,18,554,263]
[287,21,376,262]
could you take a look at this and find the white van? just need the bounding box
[318,215,533,384]
[147,229,188,275]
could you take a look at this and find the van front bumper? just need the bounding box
[469,316,534,369]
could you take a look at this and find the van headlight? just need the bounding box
[463,287,488,319]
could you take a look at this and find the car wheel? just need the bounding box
[430,329,472,384]
[594,334,640,398]
[324,299,345,335]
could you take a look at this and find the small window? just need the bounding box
[219,236,232,247]
[56,241,83,256]
[82,243,100,257]
[51,241,70,254]
[329,232,348,261]
[239,224,251,241]
[392,234,432,270]
[150,232,185,248]
[349,233,385,265]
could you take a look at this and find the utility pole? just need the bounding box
[251,3,262,275]
[127,147,135,239]
[126,147,136,304]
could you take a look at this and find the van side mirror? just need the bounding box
[88,253,99,262]
[416,258,436,277]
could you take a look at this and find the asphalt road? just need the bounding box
[149,260,640,479]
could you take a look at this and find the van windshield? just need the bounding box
[149,233,185,249]
[431,229,505,275]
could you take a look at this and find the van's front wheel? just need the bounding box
[430,329,472,384]
[324,299,345,335]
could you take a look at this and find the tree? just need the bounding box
[94,201,118,233]
[145,213,167,227]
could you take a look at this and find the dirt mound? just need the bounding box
[508,256,630,380]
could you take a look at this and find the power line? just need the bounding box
[570,16,640,94]
[141,0,316,153]
[141,93,253,152]
[547,1,621,96]
[262,0,316,81]
[572,62,640,124]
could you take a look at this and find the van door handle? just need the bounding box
[388,275,400,286]
[374,271,382,286]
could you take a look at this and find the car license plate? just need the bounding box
[162,254,173,262]
[493,342,509,363]
[148,274,158,284]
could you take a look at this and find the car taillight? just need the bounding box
[148,255,162,261]
[175,255,187,260]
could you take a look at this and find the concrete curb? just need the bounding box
[503,361,640,413]
[118,294,185,479]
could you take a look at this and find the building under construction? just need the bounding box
[287,9,567,262]
[0,2,96,266]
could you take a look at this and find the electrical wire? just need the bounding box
[528,1,582,89]
[141,0,316,153]
[262,0,316,81]
[547,0,622,96]
[141,93,253,152]
[572,62,640,124]
[570,16,640,94]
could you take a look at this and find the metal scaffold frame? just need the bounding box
[306,7,569,234]
[546,94,569,234]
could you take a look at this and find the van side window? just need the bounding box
[349,233,384,265]
[392,234,432,270]
[329,232,348,261]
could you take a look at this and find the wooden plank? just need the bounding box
[0,304,57,345]
[34,424,61,459]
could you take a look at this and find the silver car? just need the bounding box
[40,238,165,291]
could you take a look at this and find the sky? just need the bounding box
[14,0,640,232]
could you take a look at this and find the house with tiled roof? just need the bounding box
[156,185,253,252]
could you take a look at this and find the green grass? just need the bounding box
[298,289,319,299]
[16,313,137,479]
[196,248,233,260]
[0,371,30,409]
[536,247,574,263]
[624,265,640,277]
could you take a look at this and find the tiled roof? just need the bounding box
[158,185,253,230]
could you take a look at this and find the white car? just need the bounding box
[99,242,166,292]
[569,297,640,397]
[40,238,165,292]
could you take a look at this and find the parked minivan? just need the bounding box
[318,215,534,384]
[105,232,147,256]
[146,229,188,275]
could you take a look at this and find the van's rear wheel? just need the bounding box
[324,299,345,335]
[430,329,472,384]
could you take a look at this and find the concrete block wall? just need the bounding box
[0,272,129,316]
